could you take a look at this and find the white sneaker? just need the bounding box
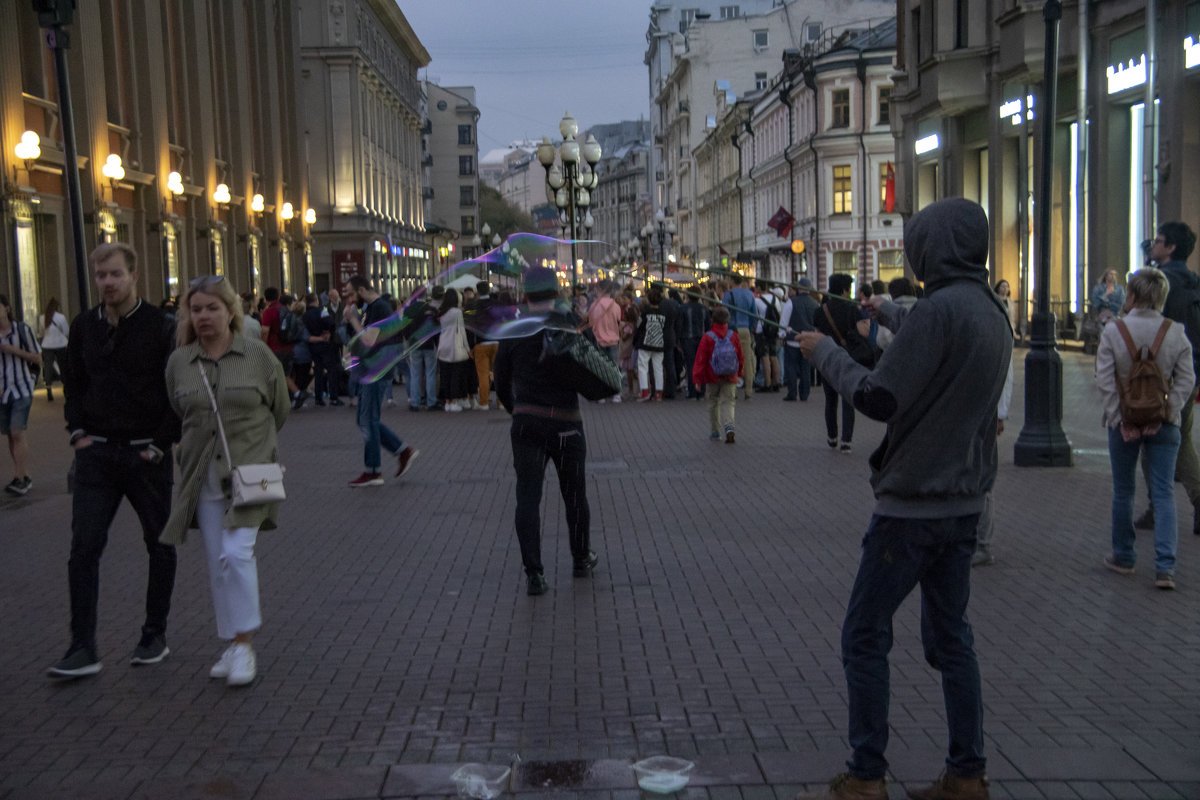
[209,644,237,679]
[474,402,489,411]
[611,395,622,403]
[225,643,257,687]
[446,402,463,413]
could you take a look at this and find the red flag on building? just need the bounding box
[718,245,730,256]
[884,162,896,214]
[767,206,795,238]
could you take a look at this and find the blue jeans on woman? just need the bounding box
[1108,423,1180,574]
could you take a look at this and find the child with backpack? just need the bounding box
[693,306,744,443]
[635,288,668,401]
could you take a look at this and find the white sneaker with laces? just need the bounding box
[209,645,237,679]
[225,643,257,686]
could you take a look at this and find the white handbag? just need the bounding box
[198,363,286,508]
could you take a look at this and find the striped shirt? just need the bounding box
[1,321,40,402]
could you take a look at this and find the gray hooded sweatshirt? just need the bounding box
[810,197,1013,518]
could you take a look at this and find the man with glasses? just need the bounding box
[1137,222,1200,536]
[48,243,180,679]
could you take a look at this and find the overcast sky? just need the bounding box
[401,0,652,154]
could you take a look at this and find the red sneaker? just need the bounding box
[396,446,420,478]
[348,472,384,488]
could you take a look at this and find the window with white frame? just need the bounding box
[755,71,768,90]
[753,29,768,50]
[878,86,892,126]
[679,8,698,33]
[833,164,852,214]
[832,89,851,128]
[877,250,905,283]
[720,5,740,19]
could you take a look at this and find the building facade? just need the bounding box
[423,82,480,272]
[1,1,315,321]
[298,0,430,301]
[891,0,1200,335]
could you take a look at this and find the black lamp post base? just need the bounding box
[1014,312,1073,467]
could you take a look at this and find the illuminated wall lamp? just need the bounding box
[166,171,185,195]
[13,131,41,182]
[280,201,294,220]
[303,207,316,225]
[251,193,265,213]
[213,183,231,204]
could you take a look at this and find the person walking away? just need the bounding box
[796,198,1011,800]
[722,274,758,399]
[468,280,499,410]
[343,275,418,486]
[679,290,711,399]
[693,306,743,443]
[635,288,668,401]
[814,273,874,453]
[618,295,639,399]
[163,275,290,685]
[289,298,314,408]
[436,288,472,412]
[259,287,302,404]
[36,297,68,401]
[399,288,440,411]
[0,294,41,494]
[781,279,819,401]
[758,284,783,391]
[49,243,180,679]
[301,293,334,406]
[1097,268,1194,590]
[494,267,597,596]
[579,280,624,402]
[657,286,681,398]
[1136,222,1200,536]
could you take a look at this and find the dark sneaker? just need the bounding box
[970,548,995,567]
[1104,555,1135,575]
[906,771,990,800]
[5,477,29,496]
[1155,572,1176,590]
[840,443,852,454]
[329,398,345,407]
[725,430,736,444]
[396,446,420,478]
[795,772,887,800]
[527,572,548,596]
[47,645,102,679]
[130,633,170,665]
[1134,508,1154,530]
[573,552,599,577]
[348,472,384,488]
[827,437,838,449]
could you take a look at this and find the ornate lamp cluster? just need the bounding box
[537,111,602,287]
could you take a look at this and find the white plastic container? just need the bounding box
[632,756,695,794]
[450,763,512,800]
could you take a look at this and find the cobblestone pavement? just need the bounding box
[1,347,1198,800]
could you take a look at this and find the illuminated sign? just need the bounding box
[1187,36,1200,70]
[999,94,1035,126]
[1106,55,1146,94]
[790,239,806,254]
[914,134,940,155]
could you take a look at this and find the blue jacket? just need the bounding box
[722,287,757,330]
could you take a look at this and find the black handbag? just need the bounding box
[540,328,623,401]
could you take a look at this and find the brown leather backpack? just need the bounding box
[1114,319,1173,427]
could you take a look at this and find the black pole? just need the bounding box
[658,224,665,280]
[47,25,90,312]
[1014,0,1073,467]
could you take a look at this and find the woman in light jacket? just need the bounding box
[436,288,472,412]
[36,297,69,401]
[1095,267,1194,590]
[163,276,289,685]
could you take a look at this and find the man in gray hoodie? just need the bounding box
[796,198,1012,800]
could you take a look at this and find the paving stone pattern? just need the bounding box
[1,349,1198,799]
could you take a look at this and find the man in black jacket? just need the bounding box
[494,268,596,596]
[49,243,180,679]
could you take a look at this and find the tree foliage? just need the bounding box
[480,185,537,241]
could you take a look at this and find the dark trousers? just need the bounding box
[823,379,855,443]
[843,514,985,781]
[69,442,176,651]
[662,345,677,398]
[511,415,590,576]
[682,336,703,398]
[311,344,334,399]
[783,346,811,400]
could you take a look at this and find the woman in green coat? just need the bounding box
[163,276,288,686]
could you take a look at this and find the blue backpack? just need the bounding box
[707,329,738,376]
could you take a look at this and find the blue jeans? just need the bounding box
[407,348,438,408]
[823,380,854,442]
[356,379,404,471]
[843,514,985,781]
[783,346,811,400]
[1109,423,1180,573]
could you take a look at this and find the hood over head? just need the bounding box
[904,198,990,295]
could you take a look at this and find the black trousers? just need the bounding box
[69,442,176,651]
[311,344,335,399]
[682,336,703,398]
[662,345,677,398]
[823,380,855,444]
[511,415,590,576]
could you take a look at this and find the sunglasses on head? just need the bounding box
[189,275,226,291]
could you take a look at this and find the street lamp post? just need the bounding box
[652,208,677,281]
[1014,0,1073,467]
[538,111,602,288]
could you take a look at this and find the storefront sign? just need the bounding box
[333,249,364,295]
[1106,55,1146,94]
[1186,36,1200,70]
[914,134,940,155]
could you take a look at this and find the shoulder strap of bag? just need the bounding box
[197,362,234,466]
[1149,319,1172,358]
[1114,320,1141,360]
[822,303,848,347]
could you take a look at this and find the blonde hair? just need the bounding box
[1126,267,1169,312]
[89,242,138,272]
[178,277,243,346]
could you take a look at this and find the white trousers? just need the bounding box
[196,496,262,640]
[637,350,664,393]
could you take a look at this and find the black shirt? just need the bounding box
[494,311,580,414]
[302,305,333,352]
[64,300,180,450]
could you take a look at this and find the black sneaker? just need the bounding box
[573,552,599,577]
[527,572,548,596]
[130,633,170,665]
[5,477,28,496]
[47,645,102,679]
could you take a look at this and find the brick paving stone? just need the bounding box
[1,350,1199,798]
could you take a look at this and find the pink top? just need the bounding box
[588,297,623,347]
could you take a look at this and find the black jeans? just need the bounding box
[823,379,855,443]
[311,344,334,400]
[783,346,811,400]
[682,336,703,398]
[511,415,590,576]
[69,442,176,651]
[662,345,677,398]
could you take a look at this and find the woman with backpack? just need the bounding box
[693,306,744,443]
[1096,267,1195,590]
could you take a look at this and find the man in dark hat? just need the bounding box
[494,268,597,596]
